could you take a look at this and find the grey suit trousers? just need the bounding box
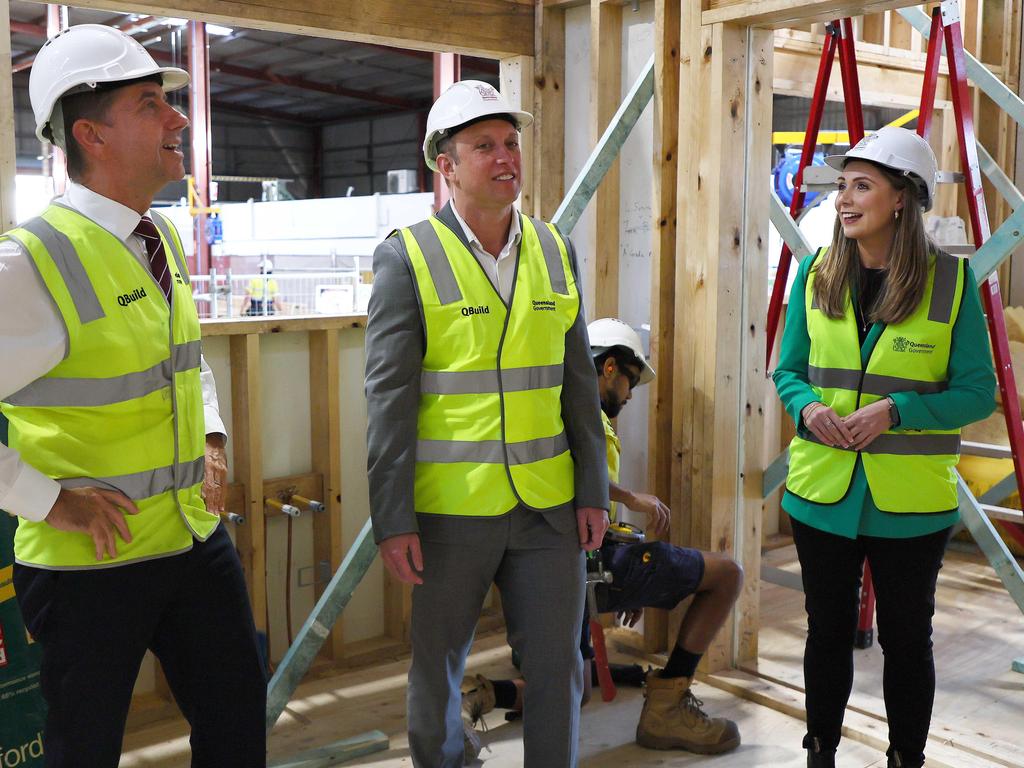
[408,505,586,768]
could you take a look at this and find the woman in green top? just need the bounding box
[773,126,995,768]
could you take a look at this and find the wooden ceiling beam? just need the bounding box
[43,0,535,58]
[702,0,922,28]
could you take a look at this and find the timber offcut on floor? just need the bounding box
[121,543,1023,767]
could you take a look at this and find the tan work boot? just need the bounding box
[460,674,496,725]
[636,670,741,754]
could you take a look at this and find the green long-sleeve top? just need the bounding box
[773,251,997,540]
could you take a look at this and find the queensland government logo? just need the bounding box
[532,300,556,312]
[892,335,935,354]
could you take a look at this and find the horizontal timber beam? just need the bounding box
[34,0,534,59]
[774,43,949,110]
[702,0,921,28]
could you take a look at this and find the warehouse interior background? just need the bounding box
[2,0,1023,765]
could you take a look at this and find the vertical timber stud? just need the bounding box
[309,329,345,660]
[534,1,566,221]
[188,21,212,277]
[0,0,15,231]
[589,0,622,319]
[676,7,765,672]
[645,0,681,655]
[737,27,772,664]
[45,6,68,197]
[500,56,536,217]
[671,0,713,657]
[432,53,460,213]
[231,334,267,636]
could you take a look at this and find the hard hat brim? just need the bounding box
[34,67,190,144]
[424,108,534,173]
[638,361,656,386]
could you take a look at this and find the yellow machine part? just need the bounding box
[957,454,1024,557]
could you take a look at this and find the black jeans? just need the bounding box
[14,526,267,767]
[791,517,951,763]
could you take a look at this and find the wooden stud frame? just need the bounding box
[0,0,16,231]
[589,0,623,319]
[644,0,680,654]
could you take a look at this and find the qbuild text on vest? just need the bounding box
[0,734,43,767]
[461,305,490,316]
[117,287,148,307]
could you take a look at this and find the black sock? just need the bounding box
[662,647,702,679]
[492,679,518,709]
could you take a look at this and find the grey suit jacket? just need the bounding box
[364,202,609,544]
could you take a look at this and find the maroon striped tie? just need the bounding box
[133,215,172,301]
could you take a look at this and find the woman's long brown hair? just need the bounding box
[812,164,932,325]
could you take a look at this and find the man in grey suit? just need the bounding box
[364,80,609,768]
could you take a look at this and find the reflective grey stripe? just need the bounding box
[5,341,201,407]
[809,366,947,396]
[151,213,190,286]
[863,433,960,455]
[530,217,569,295]
[6,359,171,407]
[507,432,569,465]
[861,373,946,396]
[421,364,563,395]
[928,251,959,323]
[18,217,105,324]
[417,431,569,465]
[174,339,202,372]
[58,455,205,499]
[805,432,960,456]
[808,365,861,390]
[409,219,462,305]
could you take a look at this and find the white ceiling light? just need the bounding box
[161,18,232,36]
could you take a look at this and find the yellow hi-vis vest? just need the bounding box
[1,204,217,569]
[786,248,966,513]
[401,214,580,516]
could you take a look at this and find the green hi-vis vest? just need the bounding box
[400,214,580,517]
[1,204,216,569]
[786,247,966,513]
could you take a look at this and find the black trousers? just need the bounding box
[791,517,951,763]
[13,525,267,767]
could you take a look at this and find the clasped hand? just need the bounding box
[802,399,892,451]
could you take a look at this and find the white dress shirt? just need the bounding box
[449,202,522,304]
[0,181,225,522]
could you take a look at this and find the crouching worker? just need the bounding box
[462,318,744,755]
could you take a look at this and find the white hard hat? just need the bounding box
[587,318,655,386]
[30,24,190,146]
[260,259,274,273]
[825,126,938,211]
[422,80,533,172]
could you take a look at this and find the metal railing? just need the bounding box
[190,267,366,320]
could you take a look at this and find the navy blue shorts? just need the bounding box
[581,541,705,659]
[600,541,705,612]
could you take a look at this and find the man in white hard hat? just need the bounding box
[462,318,744,755]
[1,25,265,766]
[242,258,285,316]
[365,80,609,767]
